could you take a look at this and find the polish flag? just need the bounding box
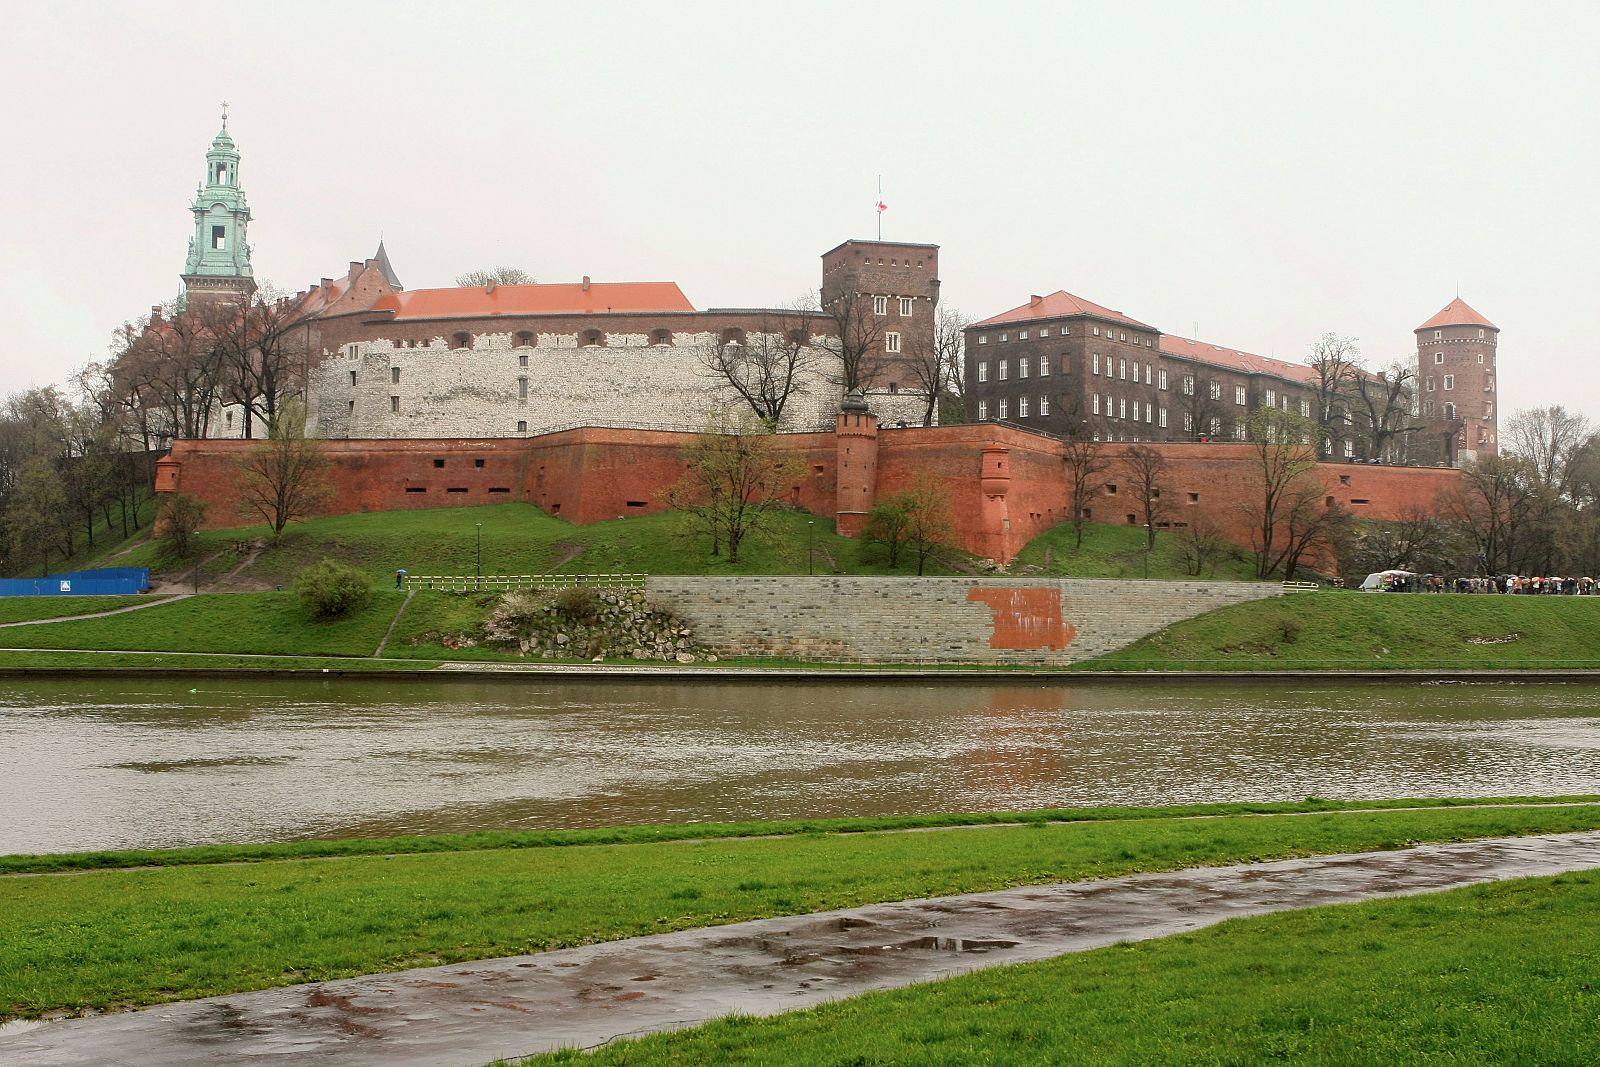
[876,200,888,213]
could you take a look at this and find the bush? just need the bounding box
[156,493,208,561]
[554,585,599,622]
[295,558,372,619]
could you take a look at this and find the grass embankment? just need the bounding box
[513,871,1600,1066]
[1008,519,1258,581]
[0,595,160,625]
[1085,590,1600,671]
[4,799,1600,1020]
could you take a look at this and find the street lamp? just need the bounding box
[475,522,483,589]
[1143,523,1152,579]
[807,520,814,576]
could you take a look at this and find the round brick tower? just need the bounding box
[1415,298,1498,467]
[835,389,879,537]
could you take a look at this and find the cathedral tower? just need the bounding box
[182,105,256,308]
[1414,297,1498,467]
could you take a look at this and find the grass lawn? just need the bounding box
[513,870,1600,1066]
[0,595,161,625]
[1007,519,1259,581]
[0,590,404,658]
[0,650,435,672]
[3,799,1600,1020]
[1082,588,1600,671]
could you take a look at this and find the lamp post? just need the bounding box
[807,520,814,576]
[1143,523,1152,579]
[475,522,483,589]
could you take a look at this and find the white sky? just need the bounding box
[2,0,1596,422]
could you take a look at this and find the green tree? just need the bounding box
[861,495,913,568]
[5,458,71,575]
[663,413,803,564]
[156,493,208,560]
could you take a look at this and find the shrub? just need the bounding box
[554,584,599,622]
[156,493,208,561]
[295,557,372,619]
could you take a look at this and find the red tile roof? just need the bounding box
[370,282,695,321]
[1159,336,1321,386]
[973,290,1156,332]
[1417,297,1496,331]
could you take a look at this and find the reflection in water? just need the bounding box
[1,677,1598,854]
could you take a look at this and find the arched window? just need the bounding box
[721,327,746,346]
[580,329,604,348]
[1444,403,1457,420]
[650,329,673,347]
[451,332,471,350]
[515,331,534,347]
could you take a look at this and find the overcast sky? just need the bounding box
[2,0,1595,421]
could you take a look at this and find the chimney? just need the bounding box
[581,275,591,293]
[349,261,362,279]
[321,277,334,290]
[1030,294,1043,306]
[151,305,162,317]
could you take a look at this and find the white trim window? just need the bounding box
[1019,396,1030,418]
[977,362,988,383]
[998,398,1009,419]
[1427,376,1435,391]
[898,296,913,316]
[998,360,1008,380]
[1444,374,1455,390]
[1118,358,1127,380]
[1266,388,1276,407]
[1119,397,1127,420]
[1039,328,1050,338]
[1019,357,1029,379]
[873,295,888,315]
[1300,398,1310,417]
[1435,352,1444,364]
[1159,369,1168,390]
[1093,352,1101,375]
[1183,412,1194,432]
[885,331,901,354]
[1209,380,1221,400]
[1235,385,1246,406]
[1144,403,1152,424]
[1040,394,1050,416]
[1039,354,1050,376]
[1019,330,1028,340]
[1159,407,1168,428]
[1182,375,1195,396]
[1144,363,1152,385]
[1093,393,1101,415]
[978,335,988,345]
[977,400,988,420]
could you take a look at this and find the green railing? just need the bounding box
[404,573,647,592]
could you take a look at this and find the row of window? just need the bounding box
[1090,353,1159,386]
[976,396,1052,420]
[871,296,917,317]
[1432,351,1489,364]
[433,327,787,351]
[975,354,1054,383]
[1431,329,1489,340]
[977,325,1153,346]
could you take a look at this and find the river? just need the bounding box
[2,676,1599,854]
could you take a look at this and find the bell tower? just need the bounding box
[181,103,256,308]
[1414,297,1498,467]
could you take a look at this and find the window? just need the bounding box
[1434,330,1442,339]
[1092,326,1101,336]
[1209,416,1221,436]
[885,331,901,354]
[650,329,673,346]
[1118,358,1126,380]
[977,362,988,383]
[474,458,485,468]
[1444,374,1455,390]
[1235,385,1246,406]
[1144,403,1152,424]
[349,370,357,386]
[1234,422,1246,441]
[1477,353,1484,364]
[1018,357,1029,378]
[1093,394,1101,415]
[899,296,913,316]
[1426,376,1436,391]
[1478,328,1486,338]
[1018,397,1030,418]
[978,334,988,345]
[1019,330,1029,340]
[581,329,604,347]
[1093,353,1101,375]
[1266,389,1276,408]
[1188,492,1200,503]
[1040,394,1050,416]
[1119,332,1127,342]
[1105,483,1118,495]
[1183,412,1194,432]
[517,376,528,399]
[1485,400,1494,416]
[519,353,529,368]
[998,360,1008,380]
[391,366,400,384]
[1159,407,1168,428]
[451,332,470,350]
[1299,398,1310,418]
[977,400,988,420]
[1182,375,1195,396]
[516,331,534,347]
[347,399,354,415]
[1444,402,1457,419]
[1039,328,1050,338]
[390,396,400,413]
[517,420,527,432]
[1119,397,1127,420]
[1159,369,1168,390]
[211,225,226,250]
[873,295,888,315]
[1343,440,1354,458]
[432,458,445,468]
[1061,325,1070,336]
[999,332,1008,342]
[1434,352,1444,364]
[1039,354,1050,376]
[1144,363,1152,385]
[998,398,1008,419]
[1209,380,1221,400]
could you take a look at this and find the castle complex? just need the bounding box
[153,114,1486,565]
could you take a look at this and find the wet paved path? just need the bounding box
[6,830,1600,1067]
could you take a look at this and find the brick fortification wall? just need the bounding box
[158,426,1462,566]
[646,576,1282,664]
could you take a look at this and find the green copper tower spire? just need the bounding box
[182,103,256,306]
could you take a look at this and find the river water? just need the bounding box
[3,676,1599,855]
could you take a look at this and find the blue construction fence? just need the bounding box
[0,567,151,597]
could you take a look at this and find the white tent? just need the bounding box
[1360,569,1416,591]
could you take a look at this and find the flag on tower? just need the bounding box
[877,200,888,213]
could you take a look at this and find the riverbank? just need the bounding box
[4,799,1600,1022]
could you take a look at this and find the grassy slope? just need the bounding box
[4,494,159,579]
[3,801,1600,1019]
[0,595,160,625]
[517,871,1600,1066]
[0,590,404,657]
[1084,589,1600,671]
[1007,518,1259,581]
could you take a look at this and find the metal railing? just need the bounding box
[404,572,648,592]
[1281,581,1320,592]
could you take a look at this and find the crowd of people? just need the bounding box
[1374,573,1599,595]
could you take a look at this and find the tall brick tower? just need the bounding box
[1414,298,1498,467]
[182,105,256,310]
[820,239,940,392]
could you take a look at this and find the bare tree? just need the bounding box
[1062,425,1109,549]
[235,404,331,541]
[1305,333,1361,457]
[820,290,887,394]
[1121,445,1168,549]
[904,306,968,427]
[1505,406,1592,498]
[1353,361,1418,463]
[456,266,535,287]
[1176,369,1228,441]
[662,413,803,564]
[1439,453,1540,574]
[1175,513,1227,577]
[203,286,308,439]
[1240,406,1323,578]
[701,299,820,426]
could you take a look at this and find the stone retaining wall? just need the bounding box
[644,576,1284,664]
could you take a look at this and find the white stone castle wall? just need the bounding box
[308,330,931,439]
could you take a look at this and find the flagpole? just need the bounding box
[877,175,883,240]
